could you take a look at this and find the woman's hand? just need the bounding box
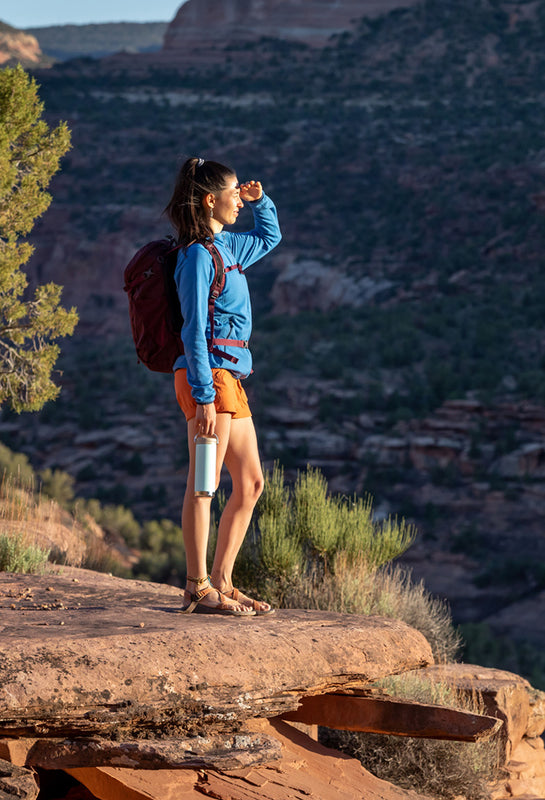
[239,180,263,202]
[196,402,216,437]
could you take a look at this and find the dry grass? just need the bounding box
[0,474,82,569]
[234,464,461,656]
[240,552,460,663]
[0,473,127,574]
[321,671,501,800]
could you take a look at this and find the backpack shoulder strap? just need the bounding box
[202,242,225,297]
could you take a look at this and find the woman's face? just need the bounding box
[210,175,243,227]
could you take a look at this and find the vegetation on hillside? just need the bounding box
[0,438,456,660]
[26,22,168,61]
[0,66,77,412]
[26,0,545,422]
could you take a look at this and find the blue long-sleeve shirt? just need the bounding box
[173,193,281,404]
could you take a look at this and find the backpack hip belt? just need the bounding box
[208,338,249,364]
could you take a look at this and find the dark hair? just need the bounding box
[164,157,235,246]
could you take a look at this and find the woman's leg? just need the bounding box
[209,416,272,612]
[182,413,248,611]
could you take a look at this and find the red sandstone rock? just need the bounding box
[0,570,433,741]
[0,757,38,800]
[421,664,533,761]
[419,663,545,800]
[280,692,502,741]
[0,732,282,771]
[163,0,421,55]
[492,737,545,800]
[66,719,429,800]
[0,27,44,67]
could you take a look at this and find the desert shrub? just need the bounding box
[80,538,130,577]
[134,518,186,583]
[321,672,500,800]
[0,532,50,574]
[234,463,458,662]
[76,499,141,548]
[39,468,75,506]
[0,442,35,488]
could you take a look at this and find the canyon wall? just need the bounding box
[163,0,421,52]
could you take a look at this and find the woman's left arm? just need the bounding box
[227,181,282,268]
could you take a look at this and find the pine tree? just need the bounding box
[0,65,78,413]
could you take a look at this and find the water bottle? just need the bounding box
[194,434,218,497]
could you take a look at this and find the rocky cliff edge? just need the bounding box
[0,568,543,800]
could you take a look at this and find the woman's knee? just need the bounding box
[253,473,265,502]
[236,472,264,506]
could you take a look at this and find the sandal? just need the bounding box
[180,576,256,617]
[220,586,276,617]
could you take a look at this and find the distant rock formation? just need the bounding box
[27,22,168,61]
[163,0,421,55]
[0,21,48,67]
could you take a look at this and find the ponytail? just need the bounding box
[164,157,235,246]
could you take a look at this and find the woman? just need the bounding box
[165,157,282,616]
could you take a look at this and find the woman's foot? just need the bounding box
[212,582,275,616]
[181,576,255,616]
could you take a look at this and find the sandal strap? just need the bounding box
[180,585,253,614]
[193,584,214,602]
[223,586,262,612]
[186,575,210,586]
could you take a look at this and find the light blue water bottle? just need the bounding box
[194,434,218,497]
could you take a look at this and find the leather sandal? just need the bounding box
[221,586,276,616]
[180,576,256,616]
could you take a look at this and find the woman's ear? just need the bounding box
[203,192,215,212]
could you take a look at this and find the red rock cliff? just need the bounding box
[0,22,47,67]
[163,0,421,52]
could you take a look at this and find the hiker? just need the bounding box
[165,157,282,616]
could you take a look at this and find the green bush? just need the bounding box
[233,464,457,662]
[74,498,141,548]
[0,533,50,574]
[0,443,35,489]
[39,468,75,506]
[245,463,416,578]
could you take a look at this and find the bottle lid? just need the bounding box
[194,433,219,445]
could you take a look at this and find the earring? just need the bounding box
[210,209,214,218]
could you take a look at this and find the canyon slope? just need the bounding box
[163,0,421,54]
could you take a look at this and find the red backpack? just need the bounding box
[123,237,245,373]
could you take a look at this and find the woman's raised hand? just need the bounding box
[239,180,263,202]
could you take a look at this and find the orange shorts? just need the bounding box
[174,368,251,421]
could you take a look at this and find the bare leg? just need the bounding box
[181,413,249,612]
[209,417,272,613]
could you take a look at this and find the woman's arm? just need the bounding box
[174,245,216,405]
[225,184,282,269]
